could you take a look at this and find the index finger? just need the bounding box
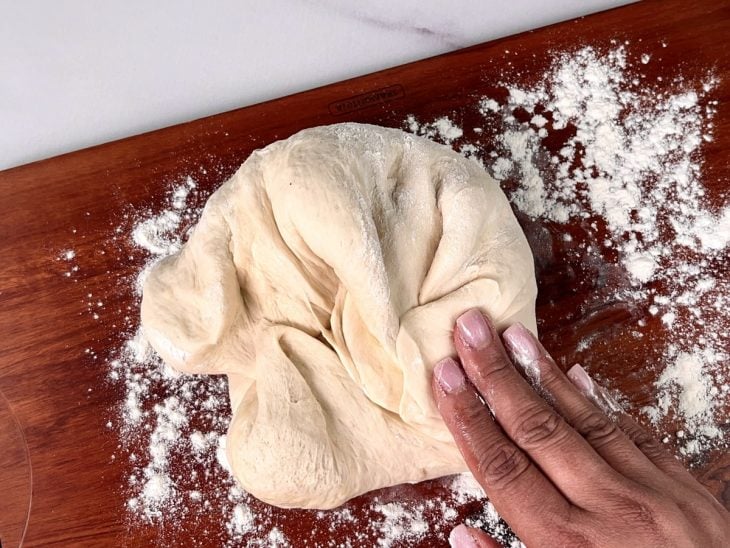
[432,357,572,539]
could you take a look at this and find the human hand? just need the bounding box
[432,309,730,547]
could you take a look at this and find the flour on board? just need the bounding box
[410,44,729,458]
[59,42,728,545]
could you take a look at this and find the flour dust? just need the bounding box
[59,41,728,547]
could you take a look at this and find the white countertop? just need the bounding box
[1,0,632,170]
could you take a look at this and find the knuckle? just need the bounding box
[513,406,565,448]
[606,489,664,534]
[472,352,512,385]
[456,391,489,425]
[620,419,668,460]
[535,357,562,386]
[575,410,621,447]
[630,430,664,457]
[475,443,531,489]
[553,529,593,548]
[552,508,597,547]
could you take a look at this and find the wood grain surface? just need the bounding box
[1,0,729,546]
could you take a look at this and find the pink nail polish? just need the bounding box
[503,323,541,365]
[567,364,595,397]
[598,385,623,414]
[434,358,466,393]
[568,365,622,414]
[456,309,493,349]
[449,524,479,548]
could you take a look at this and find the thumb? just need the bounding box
[448,523,503,548]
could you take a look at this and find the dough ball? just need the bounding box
[140,123,537,509]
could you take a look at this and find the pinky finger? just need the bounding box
[614,412,701,486]
[567,366,698,484]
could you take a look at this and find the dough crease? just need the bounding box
[141,123,537,509]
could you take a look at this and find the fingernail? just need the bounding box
[568,365,623,415]
[434,358,466,393]
[502,323,541,364]
[456,309,493,349]
[449,524,479,548]
[567,364,594,397]
[598,386,623,414]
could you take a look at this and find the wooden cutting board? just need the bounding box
[1,0,729,546]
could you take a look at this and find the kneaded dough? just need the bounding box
[141,123,537,509]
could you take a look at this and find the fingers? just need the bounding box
[567,365,700,487]
[449,524,502,548]
[453,310,619,501]
[500,322,668,489]
[490,317,700,495]
[437,308,725,546]
[432,357,571,537]
[614,412,702,486]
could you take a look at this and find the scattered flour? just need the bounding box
[480,98,500,113]
[228,503,255,536]
[63,41,728,545]
[131,211,183,256]
[129,396,189,517]
[95,177,496,545]
[56,247,81,278]
[623,252,657,284]
[406,114,464,144]
[407,44,728,458]
[466,501,525,548]
[449,473,525,547]
[372,502,429,547]
[102,180,264,542]
[450,472,485,505]
[643,348,728,455]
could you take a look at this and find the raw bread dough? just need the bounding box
[141,123,537,509]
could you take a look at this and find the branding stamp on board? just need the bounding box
[328,85,405,115]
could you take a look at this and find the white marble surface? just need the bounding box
[1,0,633,170]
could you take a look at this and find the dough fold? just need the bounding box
[141,123,537,509]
